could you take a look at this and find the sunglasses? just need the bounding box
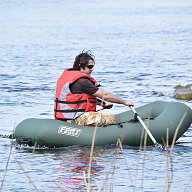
[87,65,94,69]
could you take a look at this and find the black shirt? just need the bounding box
[70,77,99,95]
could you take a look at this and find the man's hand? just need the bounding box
[124,100,134,107]
[103,102,113,109]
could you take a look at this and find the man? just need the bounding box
[54,50,134,126]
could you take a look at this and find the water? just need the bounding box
[0,0,192,191]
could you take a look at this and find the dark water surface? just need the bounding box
[0,0,192,191]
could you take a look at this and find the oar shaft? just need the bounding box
[136,115,157,144]
[130,106,157,145]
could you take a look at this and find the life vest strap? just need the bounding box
[55,97,97,104]
[55,99,87,104]
[54,108,85,113]
[90,101,97,103]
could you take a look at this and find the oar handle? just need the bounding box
[130,106,158,145]
[97,104,113,112]
[130,106,137,114]
[96,108,104,112]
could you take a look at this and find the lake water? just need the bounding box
[0,0,192,191]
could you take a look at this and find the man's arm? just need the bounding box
[93,89,134,106]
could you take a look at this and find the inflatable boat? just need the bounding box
[15,101,192,147]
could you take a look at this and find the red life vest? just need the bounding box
[54,68,97,120]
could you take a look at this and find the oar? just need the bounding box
[96,108,104,112]
[97,103,113,112]
[130,106,163,150]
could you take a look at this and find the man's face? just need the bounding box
[80,60,94,76]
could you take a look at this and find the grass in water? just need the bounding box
[163,112,187,192]
[0,125,15,192]
[83,112,189,192]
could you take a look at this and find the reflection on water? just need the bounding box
[2,143,191,191]
[52,150,103,191]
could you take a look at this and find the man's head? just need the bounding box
[73,50,95,75]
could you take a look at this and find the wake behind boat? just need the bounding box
[15,101,192,147]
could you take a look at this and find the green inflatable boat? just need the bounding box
[15,101,192,147]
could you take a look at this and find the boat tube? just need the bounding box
[15,101,192,147]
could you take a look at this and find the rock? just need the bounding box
[159,93,165,97]
[174,84,192,100]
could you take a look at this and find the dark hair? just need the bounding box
[73,50,95,70]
